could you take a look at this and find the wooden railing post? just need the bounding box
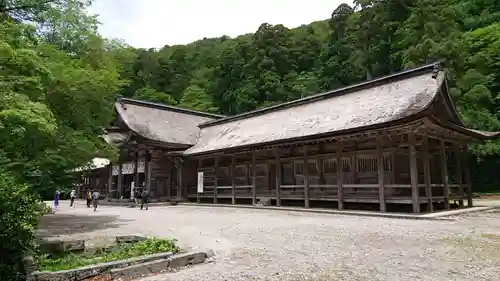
[275,150,281,207]
[408,133,420,213]
[252,152,257,205]
[214,156,219,204]
[231,155,236,205]
[454,144,464,208]
[377,139,386,212]
[422,136,433,212]
[304,147,310,208]
[336,146,344,210]
[439,140,450,209]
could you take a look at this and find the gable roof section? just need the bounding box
[116,98,224,146]
[184,63,465,156]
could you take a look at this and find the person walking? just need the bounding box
[54,189,60,209]
[86,189,92,208]
[70,189,76,207]
[92,189,100,211]
[140,189,149,210]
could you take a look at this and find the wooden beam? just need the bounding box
[439,140,450,209]
[454,145,464,208]
[336,146,344,210]
[231,155,236,205]
[252,151,257,205]
[408,133,420,213]
[463,145,473,207]
[304,147,310,208]
[377,139,386,212]
[275,150,281,207]
[422,136,433,212]
[214,156,219,204]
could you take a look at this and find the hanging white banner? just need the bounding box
[197,172,204,193]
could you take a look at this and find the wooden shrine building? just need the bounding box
[102,63,498,213]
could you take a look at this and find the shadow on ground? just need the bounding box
[37,212,131,238]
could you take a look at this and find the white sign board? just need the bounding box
[197,172,204,193]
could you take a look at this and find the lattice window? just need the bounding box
[294,161,304,176]
[357,155,377,173]
[323,158,337,174]
[249,164,267,187]
[383,153,392,172]
[307,160,318,175]
[341,158,351,173]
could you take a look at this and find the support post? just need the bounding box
[252,152,257,205]
[439,140,450,209]
[377,139,386,212]
[107,164,113,199]
[231,155,236,205]
[275,150,281,207]
[408,133,420,213]
[463,145,473,207]
[304,147,310,208]
[177,159,183,202]
[336,146,344,210]
[422,136,433,212]
[117,159,123,199]
[214,157,219,204]
[133,151,139,188]
[454,145,464,208]
[145,152,152,192]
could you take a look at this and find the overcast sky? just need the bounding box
[88,0,352,48]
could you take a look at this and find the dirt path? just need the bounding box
[39,200,500,281]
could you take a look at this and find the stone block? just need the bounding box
[40,240,64,253]
[33,270,75,281]
[168,252,206,268]
[62,239,85,252]
[111,259,170,280]
[23,255,37,275]
[115,234,146,244]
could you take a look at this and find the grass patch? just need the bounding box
[37,237,180,271]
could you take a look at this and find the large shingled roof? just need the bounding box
[184,63,496,155]
[116,98,224,146]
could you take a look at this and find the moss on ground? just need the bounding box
[37,237,180,271]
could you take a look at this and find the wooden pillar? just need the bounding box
[177,159,183,202]
[463,145,473,207]
[107,164,113,199]
[197,159,202,204]
[231,155,236,205]
[213,157,219,204]
[439,140,450,209]
[377,140,386,212]
[408,133,420,213]
[117,159,123,199]
[145,152,152,192]
[304,147,310,208]
[336,146,344,210]
[133,151,139,187]
[454,145,464,208]
[275,150,281,207]
[422,136,433,212]
[252,152,257,205]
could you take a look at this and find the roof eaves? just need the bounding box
[119,98,225,119]
[199,61,442,128]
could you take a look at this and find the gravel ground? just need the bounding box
[39,201,500,281]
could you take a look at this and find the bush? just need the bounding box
[0,168,42,281]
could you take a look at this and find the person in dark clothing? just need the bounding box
[140,189,149,210]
